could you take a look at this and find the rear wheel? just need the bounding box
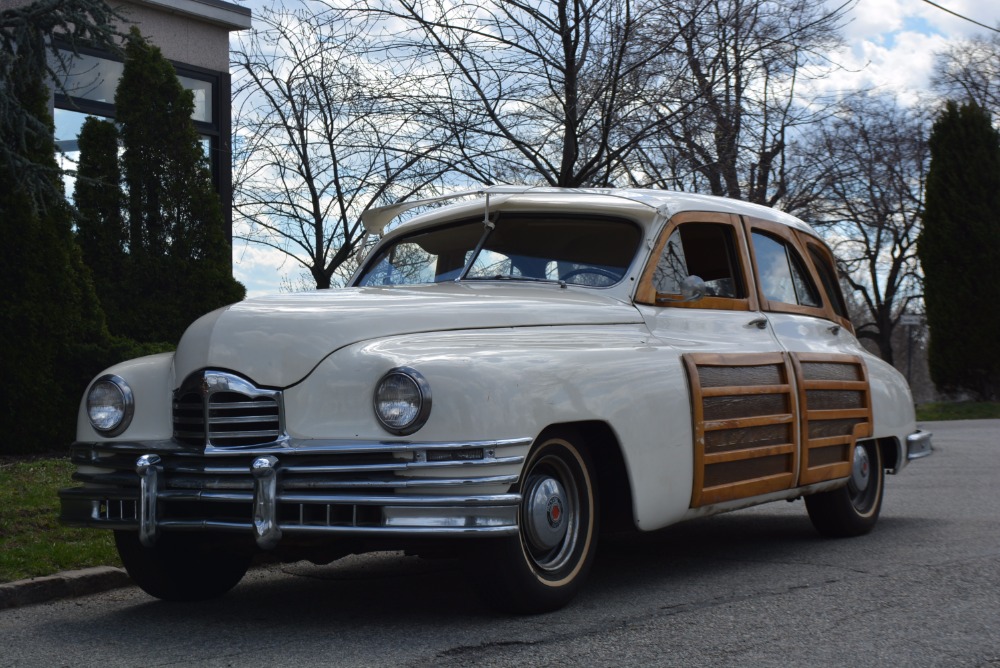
[115,531,252,601]
[474,435,598,614]
[805,440,884,537]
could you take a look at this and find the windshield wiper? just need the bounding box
[456,192,495,282]
[476,274,568,288]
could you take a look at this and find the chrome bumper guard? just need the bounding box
[59,437,530,548]
[906,429,933,461]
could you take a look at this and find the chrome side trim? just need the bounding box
[906,430,933,461]
[155,520,519,537]
[277,492,521,506]
[203,436,533,457]
[69,436,533,458]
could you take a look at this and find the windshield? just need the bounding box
[355,214,642,288]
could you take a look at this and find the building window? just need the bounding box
[52,46,226,216]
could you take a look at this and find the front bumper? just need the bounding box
[59,437,530,548]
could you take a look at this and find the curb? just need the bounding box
[0,567,133,610]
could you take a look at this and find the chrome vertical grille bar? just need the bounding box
[136,454,162,547]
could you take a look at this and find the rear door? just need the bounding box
[742,217,874,487]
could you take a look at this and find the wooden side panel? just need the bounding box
[791,353,873,486]
[684,353,798,507]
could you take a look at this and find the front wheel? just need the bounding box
[805,440,884,538]
[115,531,252,601]
[473,435,598,614]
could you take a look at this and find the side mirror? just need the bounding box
[680,275,707,302]
[656,275,707,304]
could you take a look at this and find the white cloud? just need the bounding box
[812,30,951,103]
[810,0,995,103]
[842,0,908,41]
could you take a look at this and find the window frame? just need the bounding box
[636,211,758,312]
[798,234,854,333]
[743,217,851,329]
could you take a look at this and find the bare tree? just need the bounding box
[346,0,687,187]
[800,93,928,365]
[932,31,1000,117]
[626,0,850,211]
[230,5,454,289]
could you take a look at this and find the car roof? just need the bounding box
[362,186,819,237]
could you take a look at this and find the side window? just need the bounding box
[751,231,821,308]
[654,223,744,299]
[808,245,849,318]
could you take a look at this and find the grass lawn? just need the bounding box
[0,457,119,584]
[915,401,1000,422]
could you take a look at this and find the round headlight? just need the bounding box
[86,374,134,436]
[373,367,431,435]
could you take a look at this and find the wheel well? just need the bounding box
[878,436,901,473]
[536,421,635,534]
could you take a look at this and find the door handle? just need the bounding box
[746,317,768,330]
[828,324,841,335]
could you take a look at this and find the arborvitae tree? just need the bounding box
[110,28,244,343]
[75,117,128,325]
[0,17,110,454]
[918,101,1000,399]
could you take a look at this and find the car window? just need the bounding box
[357,215,642,287]
[357,221,481,286]
[808,245,849,318]
[751,231,821,307]
[653,223,744,298]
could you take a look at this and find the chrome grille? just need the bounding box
[173,371,284,447]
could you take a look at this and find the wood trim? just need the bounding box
[684,352,798,507]
[637,212,758,311]
[704,443,796,464]
[704,413,796,431]
[790,353,873,486]
[805,408,871,421]
[702,383,793,397]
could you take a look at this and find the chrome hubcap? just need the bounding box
[850,444,870,493]
[525,476,569,551]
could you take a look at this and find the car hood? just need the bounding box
[173,283,643,387]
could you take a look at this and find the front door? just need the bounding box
[636,212,800,508]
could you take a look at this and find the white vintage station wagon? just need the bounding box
[61,187,932,612]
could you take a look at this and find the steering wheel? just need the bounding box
[561,267,621,286]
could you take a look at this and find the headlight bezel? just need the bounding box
[86,374,135,437]
[373,367,432,436]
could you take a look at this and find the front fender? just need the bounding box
[284,325,697,530]
[75,352,176,442]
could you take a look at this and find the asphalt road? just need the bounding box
[2,419,998,667]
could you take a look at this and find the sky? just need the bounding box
[227,0,1000,298]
